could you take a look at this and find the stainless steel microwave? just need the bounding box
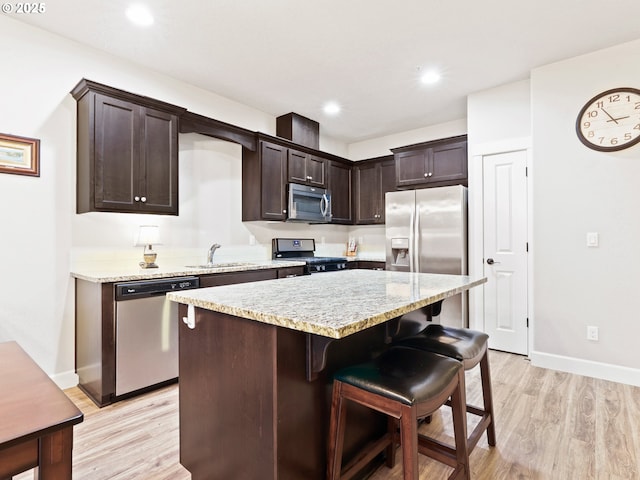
[287,183,332,223]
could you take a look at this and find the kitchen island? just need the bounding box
[167,270,486,480]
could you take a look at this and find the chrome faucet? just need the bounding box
[207,243,221,266]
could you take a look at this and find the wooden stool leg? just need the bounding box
[399,405,419,480]
[385,417,397,468]
[327,381,348,480]
[450,369,470,480]
[480,351,496,446]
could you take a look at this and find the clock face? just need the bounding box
[576,87,640,151]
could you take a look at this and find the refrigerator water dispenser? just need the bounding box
[390,238,410,267]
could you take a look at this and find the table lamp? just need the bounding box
[136,225,160,268]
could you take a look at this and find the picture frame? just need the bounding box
[0,133,40,177]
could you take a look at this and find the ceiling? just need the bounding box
[15,0,640,143]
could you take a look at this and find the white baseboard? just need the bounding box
[51,370,79,390]
[530,351,640,387]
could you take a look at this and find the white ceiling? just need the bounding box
[15,0,640,143]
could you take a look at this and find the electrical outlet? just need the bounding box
[587,326,599,341]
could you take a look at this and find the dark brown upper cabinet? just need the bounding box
[242,140,288,221]
[353,156,396,224]
[393,135,467,188]
[242,133,349,222]
[287,149,326,187]
[327,160,353,224]
[72,79,186,215]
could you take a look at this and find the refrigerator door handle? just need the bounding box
[414,203,420,272]
[408,207,415,272]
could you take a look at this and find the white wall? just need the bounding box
[530,39,640,383]
[348,119,467,160]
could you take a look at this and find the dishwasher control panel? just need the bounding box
[115,276,200,301]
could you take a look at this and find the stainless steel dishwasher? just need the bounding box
[114,276,200,396]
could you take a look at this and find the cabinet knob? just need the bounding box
[134,196,140,202]
[307,175,312,180]
[428,172,433,177]
[283,209,287,214]
[424,173,428,178]
[141,196,147,203]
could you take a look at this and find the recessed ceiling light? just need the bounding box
[126,4,154,27]
[323,102,341,115]
[420,70,441,85]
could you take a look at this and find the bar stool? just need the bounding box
[394,324,496,452]
[327,346,470,480]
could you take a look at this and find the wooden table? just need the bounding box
[168,271,486,480]
[0,342,83,479]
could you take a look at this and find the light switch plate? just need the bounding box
[586,232,599,247]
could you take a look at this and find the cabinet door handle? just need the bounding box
[424,173,429,178]
[307,175,312,180]
[283,209,287,214]
[141,196,147,203]
[134,196,140,201]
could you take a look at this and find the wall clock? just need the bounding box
[576,87,640,151]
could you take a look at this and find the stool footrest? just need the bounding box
[417,434,459,468]
[468,414,493,450]
[444,399,484,417]
[340,433,392,480]
[442,399,494,450]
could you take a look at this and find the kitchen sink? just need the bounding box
[185,262,256,269]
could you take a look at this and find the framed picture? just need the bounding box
[0,133,40,177]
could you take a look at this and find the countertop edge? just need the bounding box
[71,260,306,283]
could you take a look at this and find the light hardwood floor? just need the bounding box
[14,350,640,479]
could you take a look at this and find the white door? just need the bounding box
[482,150,528,354]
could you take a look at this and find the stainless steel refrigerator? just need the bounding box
[385,185,468,329]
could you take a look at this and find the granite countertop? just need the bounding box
[167,270,486,339]
[70,260,306,283]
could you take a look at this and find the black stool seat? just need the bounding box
[335,347,462,406]
[327,346,470,480]
[397,324,489,368]
[393,324,497,451]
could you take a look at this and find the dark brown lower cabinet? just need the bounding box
[178,306,388,480]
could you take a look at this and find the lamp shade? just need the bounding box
[135,225,160,246]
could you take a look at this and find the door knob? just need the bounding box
[486,258,500,265]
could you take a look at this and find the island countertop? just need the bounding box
[167,270,487,339]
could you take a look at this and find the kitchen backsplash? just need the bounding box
[71,242,385,272]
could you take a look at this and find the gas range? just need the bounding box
[272,238,349,274]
